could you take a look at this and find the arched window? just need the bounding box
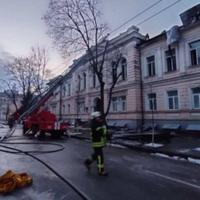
[83,72,86,90]
[112,61,117,82]
[121,57,127,80]
[93,71,96,88]
[78,75,81,91]
[62,86,66,96]
[93,97,101,112]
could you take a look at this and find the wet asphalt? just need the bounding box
[0,127,200,200]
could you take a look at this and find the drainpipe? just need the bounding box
[138,47,144,132]
[59,84,62,120]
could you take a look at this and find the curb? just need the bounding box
[115,141,200,160]
[70,133,200,160]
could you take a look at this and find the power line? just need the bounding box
[137,0,182,26]
[109,0,163,35]
[50,0,183,77]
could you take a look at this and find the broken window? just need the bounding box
[165,48,177,72]
[190,40,200,66]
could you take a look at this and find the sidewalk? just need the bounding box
[69,128,200,161]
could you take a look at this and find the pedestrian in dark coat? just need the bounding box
[8,115,14,130]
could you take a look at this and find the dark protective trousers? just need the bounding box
[86,147,104,173]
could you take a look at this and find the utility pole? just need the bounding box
[150,84,155,146]
[59,84,62,120]
[76,89,80,127]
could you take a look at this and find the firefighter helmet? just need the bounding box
[91,111,101,119]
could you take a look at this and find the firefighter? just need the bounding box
[84,111,108,176]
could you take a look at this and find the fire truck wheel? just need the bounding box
[38,131,46,140]
[51,131,62,139]
[31,125,39,135]
[22,126,28,135]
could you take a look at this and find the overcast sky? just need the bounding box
[0,0,199,77]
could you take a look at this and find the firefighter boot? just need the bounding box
[84,159,92,171]
[98,171,108,176]
[98,167,108,176]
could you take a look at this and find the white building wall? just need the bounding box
[141,24,200,128]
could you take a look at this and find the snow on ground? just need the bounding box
[0,127,9,133]
[188,157,200,165]
[194,147,200,152]
[144,143,163,148]
[151,153,170,158]
[0,124,7,128]
[108,143,126,149]
[120,140,141,146]
[152,153,200,166]
[68,132,83,136]
[178,149,190,153]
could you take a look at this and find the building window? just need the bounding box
[167,90,179,110]
[112,58,127,82]
[62,86,66,97]
[93,71,96,88]
[146,56,155,76]
[121,58,127,80]
[112,61,117,82]
[111,96,126,112]
[165,48,177,72]
[78,75,81,91]
[77,101,85,113]
[68,104,70,113]
[192,87,200,109]
[62,105,66,114]
[67,84,71,96]
[189,40,200,66]
[83,72,86,90]
[148,93,157,110]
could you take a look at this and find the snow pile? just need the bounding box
[151,153,170,158]
[188,157,200,165]
[108,143,126,149]
[178,149,190,153]
[144,143,163,148]
[194,147,200,152]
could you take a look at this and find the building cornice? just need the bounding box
[143,71,200,87]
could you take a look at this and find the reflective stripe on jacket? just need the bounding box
[92,125,107,148]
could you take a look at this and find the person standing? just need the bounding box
[84,111,108,176]
[8,114,14,130]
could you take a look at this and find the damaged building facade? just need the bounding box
[46,4,200,131]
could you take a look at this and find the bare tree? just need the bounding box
[4,46,50,114]
[0,80,20,120]
[29,46,49,96]
[0,80,19,112]
[44,0,124,121]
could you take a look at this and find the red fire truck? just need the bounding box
[20,76,69,138]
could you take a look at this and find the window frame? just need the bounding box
[83,72,87,90]
[148,93,157,111]
[146,55,156,77]
[167,90,179,110]
[165,48,177,72]
[189,40,200,66]
[121,58,127,80]
[191,87,200,109]
[111,96,127,112]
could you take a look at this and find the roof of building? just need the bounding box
[140,14,200,48]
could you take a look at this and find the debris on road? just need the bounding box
[0,170,32,194]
